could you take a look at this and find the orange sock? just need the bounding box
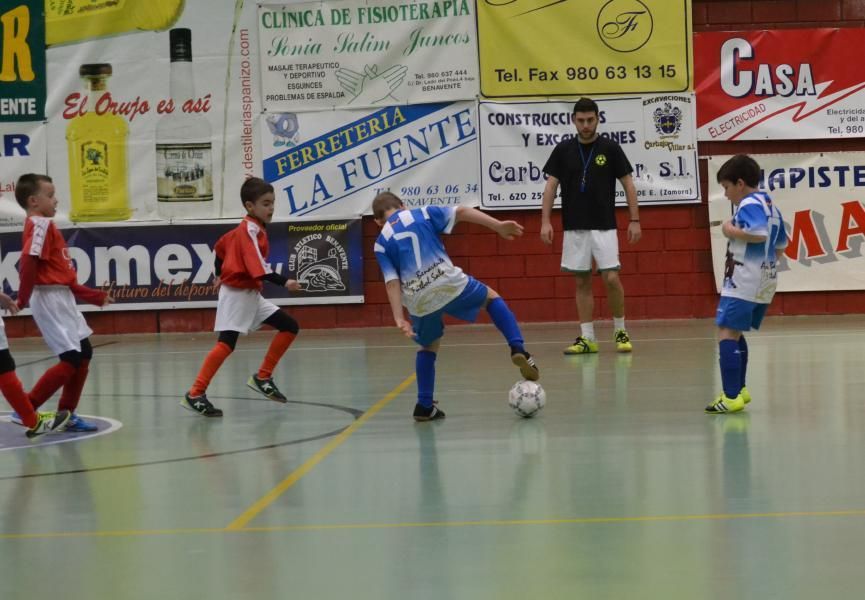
[257,332,296,379]
[59,359,89,412]
[190,342,233,397]
[0,371,37,428]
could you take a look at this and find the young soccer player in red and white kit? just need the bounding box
[183,177,301,417]
[14,174,114,432]
[0,290,71,438]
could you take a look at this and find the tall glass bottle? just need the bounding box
[155,28,214,219]
[66,64,131,222]
[45,0,185,46]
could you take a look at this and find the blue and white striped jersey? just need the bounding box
[374,206,469,316]
[722,191,788,303]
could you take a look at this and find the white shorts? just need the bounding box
[0,317,7,351]
[561,230,621,273]
[31,286,93,355]
[214,285,279,334]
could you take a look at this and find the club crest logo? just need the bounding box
[595,154,607,166]
[288,233,348,293]
[653,102,682,138]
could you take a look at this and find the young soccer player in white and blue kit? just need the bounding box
[372,192,540,421]
[707,155,788,414]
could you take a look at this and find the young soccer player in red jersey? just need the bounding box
[15,174,114,432]
[0,290,71,438]
[183,177,301,417]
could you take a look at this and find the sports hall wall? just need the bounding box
[1,1,864,337]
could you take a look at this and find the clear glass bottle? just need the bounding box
[155,28,214,219]
[66,63,131,222]
[45,0,185,46]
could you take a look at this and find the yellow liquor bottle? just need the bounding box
[45,0,185,46]
[66,64,131,222]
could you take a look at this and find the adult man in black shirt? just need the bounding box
[541,97,641,354]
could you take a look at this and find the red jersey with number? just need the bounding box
[214,216,271,290]
[22,217,77,286]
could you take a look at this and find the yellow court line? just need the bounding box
[225,374,416,531]
[3,509,865,541]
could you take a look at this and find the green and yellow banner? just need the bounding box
[477,0,692,97]
[0,0,46,121]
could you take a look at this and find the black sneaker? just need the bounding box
[182,393,224,417]
[510,348,540,381]
[413,403,445,422]
[247,374,288,403]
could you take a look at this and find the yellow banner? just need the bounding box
[477,0,692,97]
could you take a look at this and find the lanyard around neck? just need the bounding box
[578,143,595,192]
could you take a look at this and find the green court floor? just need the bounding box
[1,316,864,599]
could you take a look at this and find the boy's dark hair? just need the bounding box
[572,97,599,115]
[716,154,761,188]
[372,191,404,219]
[240,177,274,207]
[15,173,52,209]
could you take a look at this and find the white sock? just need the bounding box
[580,322,596,341]
[613,317,626,331]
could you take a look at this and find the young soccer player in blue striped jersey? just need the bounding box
[372,192,540,422]
[707,154,787,414]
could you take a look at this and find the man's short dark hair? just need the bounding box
[716,154,761,188]
[240,177,274,206]
[572,97,599,115]
[15,173,52,209]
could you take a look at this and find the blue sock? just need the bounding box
[486,297,524,351]
[738,336,748,390]
[416,350,436,408]
[719,339,742,399]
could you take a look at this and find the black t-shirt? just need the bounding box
[543,135,633,230]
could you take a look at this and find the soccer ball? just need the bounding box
[508,380,546,418]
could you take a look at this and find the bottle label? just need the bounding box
[46,0,128,19]
[156,142,213,202]
[73,140,110,204]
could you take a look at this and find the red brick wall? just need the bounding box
[6,0,865,338]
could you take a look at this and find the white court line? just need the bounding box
[0,414,123,452]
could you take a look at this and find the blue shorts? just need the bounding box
[716,296,769,332]
[410,277,489,346]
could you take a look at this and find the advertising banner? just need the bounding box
[476,0,692,98]
[0,121,46,219]
[696,29,865,141]
[261,101,479,217]
[0,218,364,311]
[480,95,699,210]
[41,0,262,223]
[257,1,478,112]
[0,0,46,122]
[708,153,865,291]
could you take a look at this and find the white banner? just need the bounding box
[0,122,46,226]
[479,95,700,210]
[261,101,479,218]
[258,1,478,112]
[708,153,865,291]
[42,0,263,224]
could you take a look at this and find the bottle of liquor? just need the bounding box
[155,28,214,219]
[45,0,185,46]
[66,64,131,222]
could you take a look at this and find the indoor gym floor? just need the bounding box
[1,316,864,599]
